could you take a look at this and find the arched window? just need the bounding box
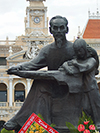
[0,83,7,102]
[14,83,25,102]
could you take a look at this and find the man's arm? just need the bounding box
[7,48,47,75]
[60,57,96,75]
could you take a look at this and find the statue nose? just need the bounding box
[58,27,61,32]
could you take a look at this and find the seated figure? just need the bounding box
[3,16,99,132]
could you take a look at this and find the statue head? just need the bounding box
[49,16,69,48]
[73,39,87,60]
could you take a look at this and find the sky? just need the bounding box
[0,0,99,41]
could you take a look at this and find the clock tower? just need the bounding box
[25,0,48,35]
[22,0,52,59]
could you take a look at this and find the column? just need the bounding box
[27,79,31,93]
[9,76,13,107]
[27,9,30,27]
[44,9,47,28]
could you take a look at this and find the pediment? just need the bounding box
[27,31,47,37]
[6,50,28,62]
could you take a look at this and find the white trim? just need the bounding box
[13,81,26,90]
[82,19,89,38]
[26,79,31,93]
[0,81,8,89]
[9,76,13,107]
[44,9,47,28]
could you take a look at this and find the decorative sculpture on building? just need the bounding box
[3,16,100,133]
[23,41,40,59]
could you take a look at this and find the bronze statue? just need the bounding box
[65,39,100,126]
[3,16,100,133]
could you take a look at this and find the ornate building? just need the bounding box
[80,9,100,89]
[0,0,100,131]
[0,0,53,131]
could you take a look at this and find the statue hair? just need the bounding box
[73,39,87,51]
[49,15,68,27]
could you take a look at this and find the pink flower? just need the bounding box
[89,125,95,130]
[78,124,85,132]
[83,129,90,133]
[84,121,89,125]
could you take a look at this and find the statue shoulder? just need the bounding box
[40,42,54,53]
[66,41,74,47]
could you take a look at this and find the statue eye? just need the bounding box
[60,25,65,30]
[53,26,58,31]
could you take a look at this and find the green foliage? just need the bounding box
[78,111,95,131]
[50,123,56,128]
[37,113,44,120]
[78,111,94,125]
[66,111,98,133]
[66,122,79,133]
[1,128,15,133]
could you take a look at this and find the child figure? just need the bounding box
[62,39,100,127]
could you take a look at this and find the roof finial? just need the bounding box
[77,26,81,39]
[97,0,99,11]
[88,10,90,18]
[96,0,99,16]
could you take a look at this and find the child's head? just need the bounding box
[73,39,87,59]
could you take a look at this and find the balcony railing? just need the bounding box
[14,102,23,107]
[0,102,8,107]
[0,102,23,107]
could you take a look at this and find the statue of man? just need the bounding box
[4,15,76,131]
[3,16,99,132]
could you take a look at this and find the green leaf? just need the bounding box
[50,123,56,128]
[1,128,15,133]
[66,122,79,133]
[37,113,44,120]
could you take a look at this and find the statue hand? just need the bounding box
[7,65,22,75]
[61,61,75,75]
[72,59,77,65]
[60,62,71,74]
[67,61,73,66]
[58,67,64,71]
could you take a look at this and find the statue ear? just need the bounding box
[66,27,69,34]
[49,27,53,34]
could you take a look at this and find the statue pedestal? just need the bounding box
[55,127,70,133]
[15,126,100,133]
[55,126,100,133]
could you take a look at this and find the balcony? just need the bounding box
[14,102,23,107]
[0,102,8,107]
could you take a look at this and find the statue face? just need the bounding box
[75,47,86,59]
[50,18,68,40]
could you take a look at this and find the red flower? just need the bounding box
[83,129,90,133]
[89,125,95,130]
[78,124,85,132]
[84,121,89,125]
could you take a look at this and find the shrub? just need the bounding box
[1,128,15,133]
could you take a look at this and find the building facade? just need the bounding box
[80,9,100,89]
[0,0,100,131]
[0,0,53,130]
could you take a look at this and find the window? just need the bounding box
[0,57,7,65]
[0,83,7,102]
[14,83,25,102]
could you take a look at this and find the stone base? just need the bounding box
[55,126,100,133]
[55,127,70,133]
[15,126,100,133]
